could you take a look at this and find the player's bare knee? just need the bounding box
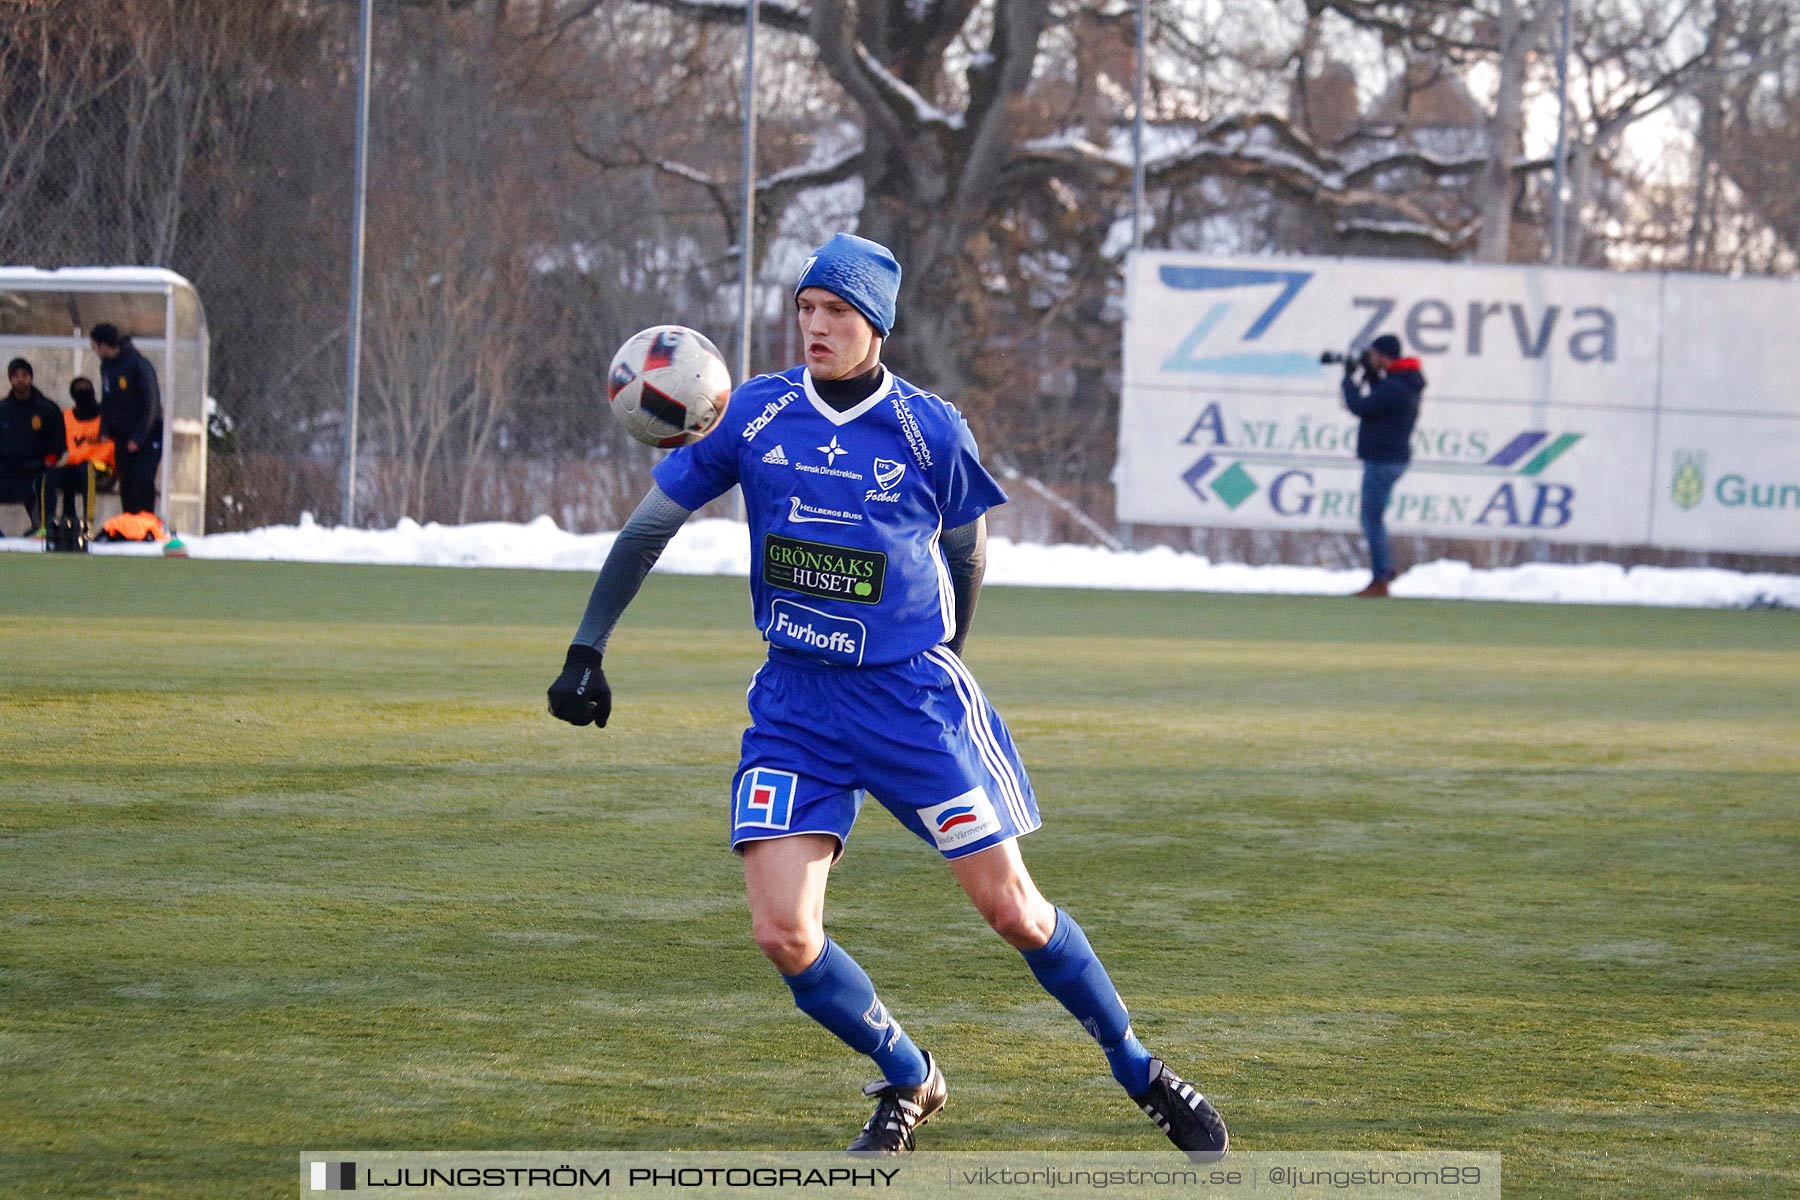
[981,891,1056,949]
[751,915,822,974]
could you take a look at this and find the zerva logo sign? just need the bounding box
[1157,264,1618,377]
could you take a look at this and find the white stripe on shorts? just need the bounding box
[924,647,1026,826]
[924,647,1030,831]
[929,529,956,645]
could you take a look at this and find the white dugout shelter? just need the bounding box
[0,267,208,535]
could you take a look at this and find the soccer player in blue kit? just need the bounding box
[548,233,1228,1156]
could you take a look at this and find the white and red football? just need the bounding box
[605,325,732,448]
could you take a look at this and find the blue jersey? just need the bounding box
[653,365,1007,668]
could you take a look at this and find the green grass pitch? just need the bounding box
[2,554,1797,1198]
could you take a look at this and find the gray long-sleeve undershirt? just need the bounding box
[569,484,988,657]
[940,514,985,656]
[571,486,694,654]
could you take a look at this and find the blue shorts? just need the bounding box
[729,646,1041,861]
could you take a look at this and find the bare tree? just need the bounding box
[1713,0,1800,268]
[0,0,127,262]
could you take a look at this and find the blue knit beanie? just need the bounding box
[795,233,901,336]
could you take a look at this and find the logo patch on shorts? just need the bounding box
[735,767,797,831]
[919,787,1002,852]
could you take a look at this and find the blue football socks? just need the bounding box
[1021,908,1158,1092]
[783,937,930,1087]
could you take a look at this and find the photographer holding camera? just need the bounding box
[1336,333,1423,598]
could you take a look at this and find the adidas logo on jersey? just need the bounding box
[762,444,789,465]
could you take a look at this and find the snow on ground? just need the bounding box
[7,514,1794,610]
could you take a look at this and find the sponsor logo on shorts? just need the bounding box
[734,767,797,831]
[766,599,866,666]
[935,805,981,832]
[763,533,885,603]
[919,787,1002,852]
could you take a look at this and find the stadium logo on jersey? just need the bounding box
[762,444,789,465]
[767,600,867,666]
[788,496,861,525]
[741,390,797,442]
[734,767,797,831]
[764,533,885,604]
[873,458,906,490]
[920,787,1002,852]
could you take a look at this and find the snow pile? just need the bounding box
[150,514,1798,610]
[7,512,1794,608]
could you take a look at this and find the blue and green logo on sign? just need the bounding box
[1183,429,1585,511]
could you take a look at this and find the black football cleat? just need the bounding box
[846,1052,947,1154]
[1130,1058,1228,1156]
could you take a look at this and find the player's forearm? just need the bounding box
[571,485,692,653]
[942,515,986,656]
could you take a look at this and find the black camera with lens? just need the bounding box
[1320,348,1371,368]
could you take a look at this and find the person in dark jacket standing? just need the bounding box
[1,357,67,535]
[91,323,163,516]
[1340,333,1424,598]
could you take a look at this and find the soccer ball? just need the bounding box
[606,325,733,448]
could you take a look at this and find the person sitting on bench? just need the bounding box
[0,357,66,536]
[46,377,116,529]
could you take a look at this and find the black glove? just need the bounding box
[547,644,612,728]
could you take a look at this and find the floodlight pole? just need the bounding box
[341,0,373,527]
[733,0,757,523]
[1131,0,1148,251]
[737,2,757,388]
[1548,0,1573,265]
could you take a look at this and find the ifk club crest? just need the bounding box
[1672,451,1705,510]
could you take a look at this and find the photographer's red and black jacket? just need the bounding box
[1341,358,1424,464]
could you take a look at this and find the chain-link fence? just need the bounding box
[3,0,1794,574]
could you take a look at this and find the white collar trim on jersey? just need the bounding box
[802,365,893,426]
